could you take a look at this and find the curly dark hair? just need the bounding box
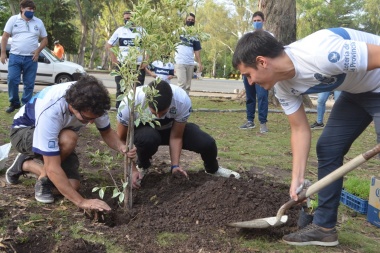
[147,80,173,112]
[65,75,111,116]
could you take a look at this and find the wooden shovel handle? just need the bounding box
[275,144,380,221]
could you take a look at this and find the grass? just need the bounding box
[1,92,380,252]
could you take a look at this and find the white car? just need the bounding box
[0,37,86,84]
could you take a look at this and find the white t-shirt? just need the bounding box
[117,84,191,130]
[12,82,111,156]
[107,26,145,64]
[275,27,380,115]
[174,34,201,65]
[4,14,47,56]
[149,60,175,83]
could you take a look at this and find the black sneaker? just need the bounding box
[282,223,339,246]
[239,121,255,129]
[35,177,54,204]
[310,121,324,129]
[5,153,27,184]
[6,104,21,113]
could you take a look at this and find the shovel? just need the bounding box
[228,144,380,229]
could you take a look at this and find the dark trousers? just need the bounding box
[134,123,219,173]
[115,65,146,108]
[313,91,380,228]
[243,76,268,123]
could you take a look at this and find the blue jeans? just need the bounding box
[7,54,38,106]
[313,91,380,228]
[243,76,268,123]
[317,91,341,123]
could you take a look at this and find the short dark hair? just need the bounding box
[65,75,111,115]
[252,11,264,20]
[147,80,173,112]
[20,0,36,11]
[189,12,195,18]
[123,10,131,15]
[232,30,284,69]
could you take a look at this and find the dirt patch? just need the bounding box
[0,126,304,253]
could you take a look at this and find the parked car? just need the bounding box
[0,37,86,84]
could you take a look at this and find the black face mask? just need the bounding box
[186,21,195,26]
[124,19,130,25]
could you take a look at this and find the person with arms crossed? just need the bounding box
[5,75,135,212]
[116,80,240,189]
[0,0,48,113]
[106,10,147,109]
[233,28,380,246]
[174,13,202,94]
[239,11,270,134]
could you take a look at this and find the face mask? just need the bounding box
[124,19,130,25]
[186,21,195,26]
[24,10,34,19]
[253,21,263,30]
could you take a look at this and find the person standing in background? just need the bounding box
[174,13,202,94]
[53,40,64,60]
[310,91,342,129]
[239,11,270,134]
[0,0,48,113]
[106,10,147,109]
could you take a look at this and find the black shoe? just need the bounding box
[282,223,339,246]
[35,177,54,204]
[5,153,27,184]
[6,104,21,113]
[310,121,324,129]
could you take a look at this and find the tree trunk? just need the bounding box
[75,0,87,67]
[89,22,98,69]
[259,0,313,107]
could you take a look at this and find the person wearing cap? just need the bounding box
[53,40,64,60]
[174,13,202,95]
[106,10,148,109]
[0,0,48,114]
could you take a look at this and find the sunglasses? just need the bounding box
[79,111,99,122]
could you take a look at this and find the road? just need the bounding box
[0,72,244,96]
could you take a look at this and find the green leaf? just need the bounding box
[119,193,125,203]
[112,188,121,198]
[99,188,105,199]
[92,187,99,192]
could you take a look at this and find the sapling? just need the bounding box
[93,0,209,210]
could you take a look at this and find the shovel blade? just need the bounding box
[227,215,288,229]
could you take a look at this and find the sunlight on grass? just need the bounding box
[156,232,188,247]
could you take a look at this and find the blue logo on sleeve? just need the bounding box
[48,141,56,148]
[328,52,340,63]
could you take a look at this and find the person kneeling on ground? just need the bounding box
[6,75,136,212]
[116,80,240,189]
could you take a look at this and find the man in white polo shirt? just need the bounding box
[0,0,48,113]
[174,13,203,95]
[106,10,147,109]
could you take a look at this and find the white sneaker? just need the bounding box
[210,167,240,179]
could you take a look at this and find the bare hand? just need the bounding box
[78,199,111,212]
[172,166,188,179]
[198,63,203,72]
[0,54,7,64]
[168,75,174,80]
[31,50,39,62]
[132,170,144,189]
[290,178,304,201]
[125,146,136,159]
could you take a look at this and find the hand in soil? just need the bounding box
[78,198,111,212]
[171,166,189,179]
[132,170,144,189]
